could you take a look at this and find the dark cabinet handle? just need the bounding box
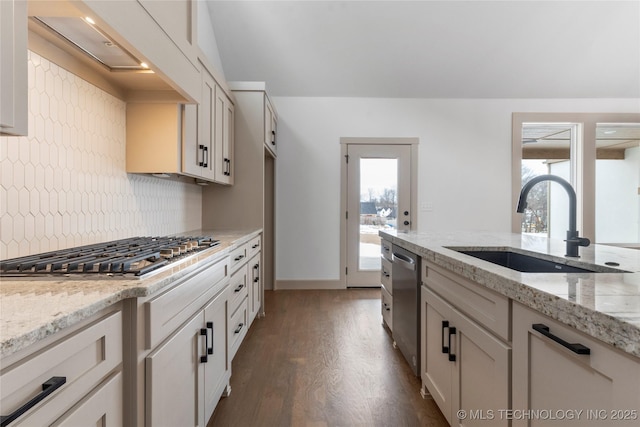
[0,376,66,427]
[448,327,457,362]
[234,323,244,334]
[206,322,214,355]
[441,321,449,353]
[383,302,390,312]
[234,284,244,293]
[200,328,208,363]
[252,244,260,249]
[254,277,260,283]
[382,270,390,278]
[198,144,205,167]
[271,130,276,145]
[532,324,590,355]
[224,158,231,176]
[234,255,245,262]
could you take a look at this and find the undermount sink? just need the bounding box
[449,248,627,273]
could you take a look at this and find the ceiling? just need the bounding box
[207,1,640,99]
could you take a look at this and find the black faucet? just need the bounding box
[516,174,590,257]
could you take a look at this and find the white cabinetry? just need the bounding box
[141,255,229,427]
[264,96,278,157]
[512,302,640,427]
[226,235,262,361]
[126,60,234,184]
[203,82,276,292]
[214,85,234,184]
[421,261,510,426]
[0,0,27,136]
[0,308,123,426]
[380,239,393,331]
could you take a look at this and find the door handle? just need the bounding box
[200,328,208,363]
[448,327,457,362]
[392,252,416,271]
[206,321,214,355]
[441,320,449,353]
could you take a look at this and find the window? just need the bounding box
[512,113,640,247]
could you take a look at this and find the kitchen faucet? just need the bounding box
[516,174,590,257]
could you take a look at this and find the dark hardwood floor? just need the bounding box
[208,289,448,427]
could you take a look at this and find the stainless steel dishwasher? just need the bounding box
[391,244,420,376]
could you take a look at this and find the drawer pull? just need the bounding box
[252,244,260,249]
[441,321,449,353]
[234,255,245,262]
[200,328,208,363]
[382,270,390,278]
[532,324,591,355]
[448,327,457,362]
[234,284,245,292]
[254,277,260,283]
[0,376,66,426]
[206,322,214,355]
[234,323,244,334]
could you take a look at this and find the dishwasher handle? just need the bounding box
[392,252,416,271]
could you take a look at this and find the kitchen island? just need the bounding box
[381,229,640,357]
[382,229,640,426]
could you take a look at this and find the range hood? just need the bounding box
[31,16,148,71]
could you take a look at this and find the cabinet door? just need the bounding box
[421,286,454,425]
[248,253,261,326]
[423,286,510,426]
[214,85,234,184]
[146,314,205,427]
[203,290,229,422]
[196,66,216,181]
[452,303,510,427]
[512,302,640,427]
[264,97,277,156]
[0,0,27,136]
[181,103,202,178]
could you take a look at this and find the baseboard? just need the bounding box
[274,280,345,290]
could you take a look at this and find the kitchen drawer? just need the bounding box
[229,244,248,274]
[423,261,510,341]
[228,298,248,360]
[146,255,228,349]
[381,286,393,332]
[246,234,261,261]
[381,239,393,262]
[381,257,392,292]
[229,263,248,315]
[0,311,122,426]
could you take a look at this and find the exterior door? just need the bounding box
[345,144,411,287]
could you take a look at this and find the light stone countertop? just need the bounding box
[380,230,640,359]
[0,229,262,359]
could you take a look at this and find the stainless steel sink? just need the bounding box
[449,248,627,273]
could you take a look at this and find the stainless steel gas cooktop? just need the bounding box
[0,236,220,279]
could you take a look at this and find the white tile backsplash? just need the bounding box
[0,51,202,259]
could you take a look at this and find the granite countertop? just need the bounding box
[380,230,640,359]
[0,229,262,359]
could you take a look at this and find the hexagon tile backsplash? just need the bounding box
[0,51,202,259]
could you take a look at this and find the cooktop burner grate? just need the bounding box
[0,236,220,278]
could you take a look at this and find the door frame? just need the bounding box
[339,137,419,288]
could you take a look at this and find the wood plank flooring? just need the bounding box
[208,289,448,427]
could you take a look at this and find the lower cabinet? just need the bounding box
[145,287,228,427]
[248,252,261,327]
[512,302,640,427]
[0,308,123,426]
[422,286,510,426]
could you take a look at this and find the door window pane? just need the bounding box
[359,158,397,270]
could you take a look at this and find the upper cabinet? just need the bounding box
[1,0,28,136]
[126,57,235,185]
[214,85,234,185]
[264,95,278,157]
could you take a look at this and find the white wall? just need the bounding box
[197,1,226,78]
[273,97,640,284]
